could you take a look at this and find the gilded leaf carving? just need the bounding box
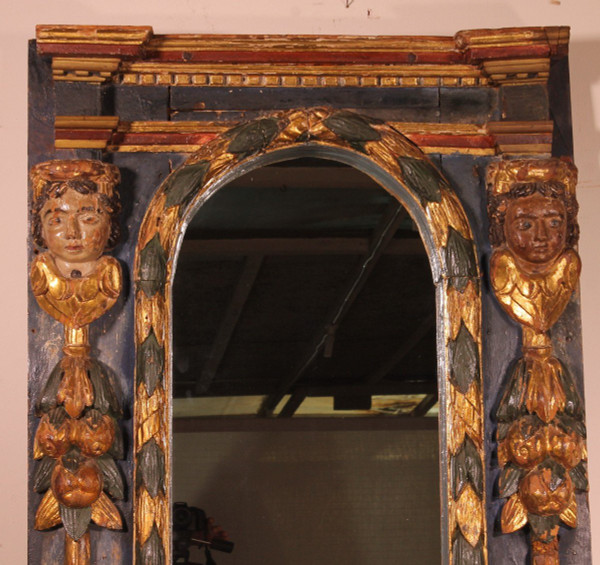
[131,108,486,565]
[35,489,62,530]
[501,493,528,534]
[91,492,123,529]
[136,487,156,547]
[455,484,483,547]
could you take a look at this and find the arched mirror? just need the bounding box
[171,157,440,564]
[133,109,485,565]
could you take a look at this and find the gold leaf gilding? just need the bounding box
[456,484,484,547]
[35,489,62,530]
[501,493,528,534]
[136,487,155,546]
[91,492,123,530]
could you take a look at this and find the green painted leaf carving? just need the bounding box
[138,438,165,498]
[451,437,483,499]
[528,513,559,538]
[323,111,381,143]
[557,361,585,420]
[570,461,589,491]
[138,527,165,565]
[60,505,92,541]
[88,360,121,415]
[36,361,63,414]
[136,328,164,396]
[138,234,167,297]
[452,533,483,565]
[97,455,125,500]
[445,227,478,292]
[227,118,281,157]
[163,160,210,211]
[33,457,56,493]
[496,358,528,428]
[397,156,446,204]
[498,464,524,498]
[449,322,479,394]
[109,423,125,459]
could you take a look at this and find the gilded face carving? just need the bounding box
[40,188,111,274]
[504,193,567,268]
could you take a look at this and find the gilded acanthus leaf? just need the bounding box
[448,382,483,455]
[136,487,156,547]
[34,489,62,530]
[559,494,578,528]
[501,493,528,534]
[91,492,122,530]
[455,483,483,547]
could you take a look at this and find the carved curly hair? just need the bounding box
[488,180,579,248]
[32,178,121,250]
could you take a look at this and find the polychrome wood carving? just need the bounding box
[488,159,586,564]
[133,108,486,564]
[30,160,124,564]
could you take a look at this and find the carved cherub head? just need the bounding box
[31,160,121,276]
[488,160,579,271]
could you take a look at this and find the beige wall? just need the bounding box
[3,1,599,562]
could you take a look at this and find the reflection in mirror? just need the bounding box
[172,158,440,564]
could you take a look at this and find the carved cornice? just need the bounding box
[37,25,569,87]
[54,116,553,156]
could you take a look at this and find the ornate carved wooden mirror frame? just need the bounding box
[27,25,590,565]
[132,108,485,564]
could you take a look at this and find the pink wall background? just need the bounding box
[2,1,599,561]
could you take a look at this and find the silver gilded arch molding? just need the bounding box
[132,108,486,564]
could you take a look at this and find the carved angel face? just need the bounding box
[40,187,111,273]
[504,193,567,267]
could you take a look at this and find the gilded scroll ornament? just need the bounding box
[487,158,586,564]
[30,160,124,565]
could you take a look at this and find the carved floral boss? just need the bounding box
[30,160,124,563]
[488,159,587,564]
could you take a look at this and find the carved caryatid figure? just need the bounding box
[488,159,587,565]
[30,160,124,564]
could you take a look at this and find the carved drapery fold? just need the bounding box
[487,158,587,565]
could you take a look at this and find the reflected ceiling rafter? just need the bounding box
[194,255,264,395]
[267,202,408,418]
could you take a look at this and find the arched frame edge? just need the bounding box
[132,110,486,565]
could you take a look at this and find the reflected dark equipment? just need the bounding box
[173,502,235,564]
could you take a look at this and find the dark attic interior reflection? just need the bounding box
[172,158,441,564]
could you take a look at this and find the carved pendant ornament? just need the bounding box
[30,160,124,564]
[487,159,587,564]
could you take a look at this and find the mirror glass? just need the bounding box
[172,158,440,564]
